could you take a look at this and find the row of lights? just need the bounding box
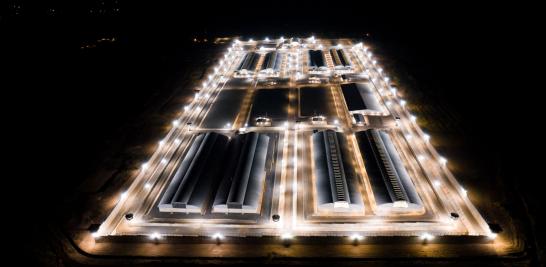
[354,43,477,213]
[93,40,243,239]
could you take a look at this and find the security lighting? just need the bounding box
[149,232,161,240]
[281,233,293,240]
[212,233,224,240]
[420,233,434,240]
[350,234,364,241]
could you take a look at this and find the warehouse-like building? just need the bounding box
[355,129,423,214]
[329,48,352,71]
[212,132,270,214]
[158,132,229,214]
[308,50,328,72]
[235,52,261,77]
[259,51,282,77]
[341,83,387,115]
[312,130,363,213]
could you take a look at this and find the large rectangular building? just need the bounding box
[212,132,270,214]
[355,129,423,214]
[312,130,363,213]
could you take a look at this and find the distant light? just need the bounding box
[350,234,364,241]
[423,134,430,142]
[265,37,269,41]
[390,87,397,95]
[158,140,165,146]
[333,119,339,125]
[120,191,128,201]
[439,157,448,166]
[281,233,293,240]
[337,44,342,48]
[174,138,181,144]
[461,188,468,196]
[385,101,392,107]
[372,60,377,65]
[367,52,373,58]
[420,233,434,240]
[280,36,284,41]
[144,183,152,189]
[410,115,417,122]
[405,134,413,140]
[433,180,441,187]
[244,123,248,127]
[208,75,212,80]
[149,232,161,240]
[400,100,407,107]
[384,77,390,83]
[284,121,289,127]
[377,68,383,73]
[417,155,426,161]
[91,232,100,238]
[212,233,224,240]
[172,120,180,127]
[141,163,149,170]
[161,158,167,164]
[249,38,254,42]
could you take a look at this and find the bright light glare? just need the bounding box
[141,163,149,170]
[439,157,448,165]
[144,183,152,189]
[281,233,293,240]
[91,232,100,238]
[120,191,128,200]
[212,233,224,239]
[488,232,498,240]
[350,234,364,241]
[149,232,161,240]
[420,233,434,240]
[423,134,430,142]
[172,120,180,127]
